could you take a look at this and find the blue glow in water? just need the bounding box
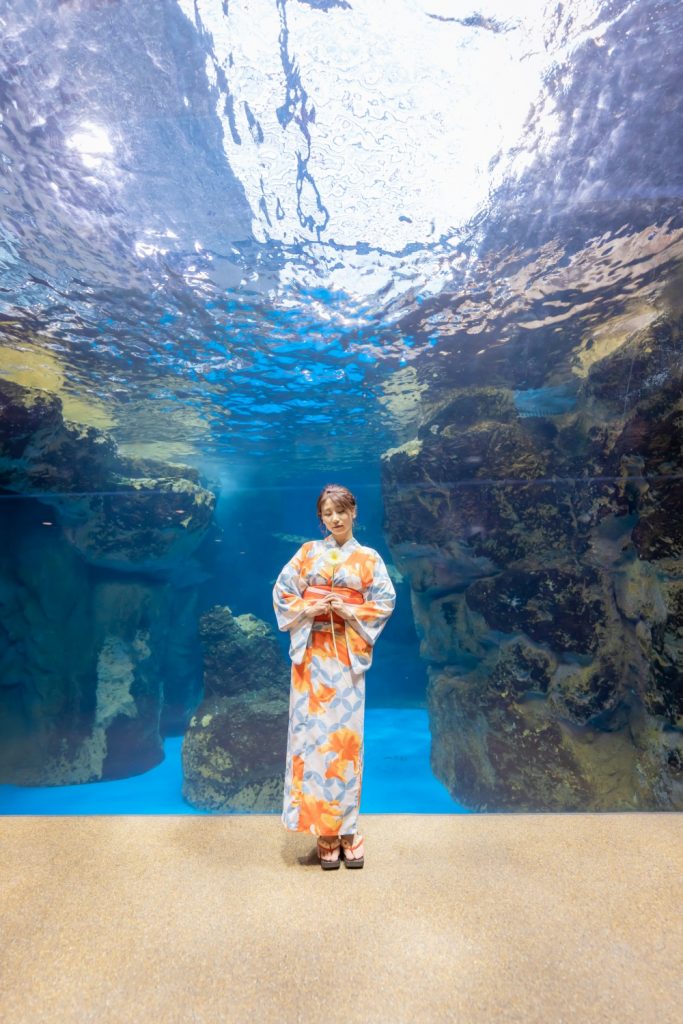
[513,386,577,418]
[0,711,468,816]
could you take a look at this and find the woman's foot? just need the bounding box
[317,835,341,870]
[340,833,365,868]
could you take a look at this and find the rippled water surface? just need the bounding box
[1,0,681,473]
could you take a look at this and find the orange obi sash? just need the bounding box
[303,585,364,627]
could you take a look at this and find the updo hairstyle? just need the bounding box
[316,484,357,528]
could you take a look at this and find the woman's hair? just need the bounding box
[316,484,357,525]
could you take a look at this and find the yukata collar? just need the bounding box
[323,534,359,551]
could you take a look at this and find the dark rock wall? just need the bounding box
[381,314,683,811]
[0,379,214,785]
[182,606,289,812]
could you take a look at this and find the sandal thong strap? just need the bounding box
[340,835,364,852]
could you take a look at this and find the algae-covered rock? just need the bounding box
[198,605,290,698]
[181,605,290,811]
[0,378,216,572]
[54,477,215,572]
[382,314,683,811]
[465,567,607,655]
[0,377,215,786]
[427,643,681,812]
[0,378,121,490]
[427,658,594,813]
[182,689,288,812]
[0,507,189,785]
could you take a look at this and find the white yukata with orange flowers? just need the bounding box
[273,535,396,836]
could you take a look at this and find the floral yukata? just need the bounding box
[273,535,396,836]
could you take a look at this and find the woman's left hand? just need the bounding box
[328,595,354,620]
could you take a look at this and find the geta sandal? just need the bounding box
[340,833,365,868]
[317,835,341,870]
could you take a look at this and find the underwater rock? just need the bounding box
[645,579,683,729]
[0,378,120,492]
[0,378,216,572]
[181,689,288,812]
[631,475,683,562]
[427,632,681,811]
[429,662,619,811]
[54,477,215,573]
[198,605,290,698]
[613,556,667,625]
[181,605,290,811]
[381,316,683,811]
[0,502,200,784]
[417,385,517,435]
[0,377,215,785]
[382,391,568,574]
[549,653,627,727]
[465,567,606,655]
[583,315,681,412]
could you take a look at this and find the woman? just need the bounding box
[272,484,396,870]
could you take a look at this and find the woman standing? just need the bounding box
[272,484,396,870]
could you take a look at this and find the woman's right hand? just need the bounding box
[302,596,334,620]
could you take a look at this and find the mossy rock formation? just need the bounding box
[182,606,289,812]
[0,378,214,785]
[381,314,683,811]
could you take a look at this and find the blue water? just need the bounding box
[0,709,468,815]
[2,0,680,466]
[2,0,682,817]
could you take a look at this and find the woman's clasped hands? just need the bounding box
[302,592,354,621]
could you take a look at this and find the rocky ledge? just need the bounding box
[381,314,682,811]
[0,378,215,785]
[182,606,289,812]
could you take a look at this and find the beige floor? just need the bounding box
[0,813,681,1024]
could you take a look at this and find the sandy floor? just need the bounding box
[1,813,681,1024]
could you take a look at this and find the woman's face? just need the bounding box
[320,498,355,543]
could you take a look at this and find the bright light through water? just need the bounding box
[0,0,678,465]
[65,122,114,170]
[175,0,568,301]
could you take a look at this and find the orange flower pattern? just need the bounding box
[273,536,396,836]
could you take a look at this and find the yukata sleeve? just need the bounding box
[345,551,396,673]
[272,543,314,665]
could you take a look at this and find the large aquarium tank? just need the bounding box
[0,0,681,815]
